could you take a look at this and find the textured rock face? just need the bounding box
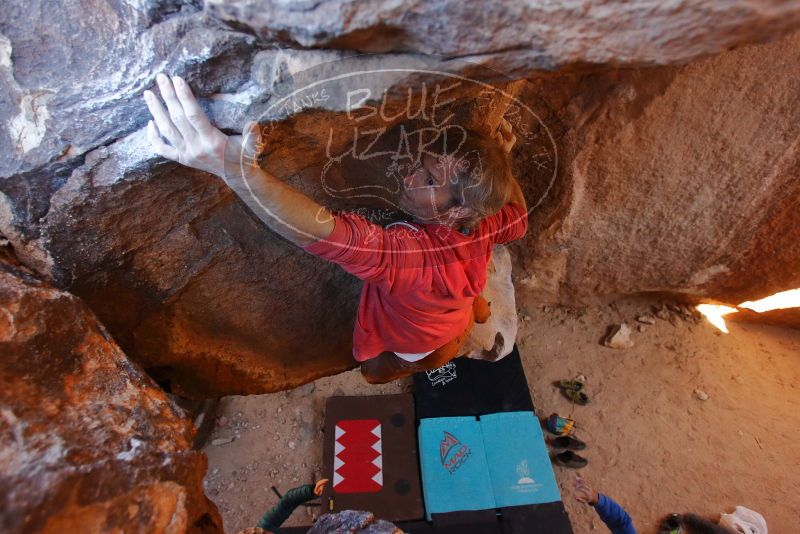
[514,31,800,306]
[0,260,222,533]
[206,0,800,70]
[307,510,400,534]
[1,1,799,396]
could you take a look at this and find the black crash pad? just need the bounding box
[413,344,534,419]
[499,502,575,534]
[430,509,503,533]
[412,345,574,534]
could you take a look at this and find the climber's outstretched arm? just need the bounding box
[143,73,334,247]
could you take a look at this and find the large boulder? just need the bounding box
[0,258,222,533]
[206,0,800,70]
[1,0,799,396]
[513,30,800,306]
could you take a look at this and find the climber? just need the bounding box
[143,73,527,383]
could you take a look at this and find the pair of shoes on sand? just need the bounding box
[542,421,589,469]
[548,379,589,468]
[658,513,683,534]
[555,379,590,405]
[550,435,589,468]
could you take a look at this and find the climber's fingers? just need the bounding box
[144,88,184,150]
[313,478,329,496]
[156,73,197,142]
[494,116,517,154]
[146,120,179,161]
[498,118,513,136]
[173,75,216,136]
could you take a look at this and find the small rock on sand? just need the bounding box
[694,389,710,401]
[211,437,235,446]
[604,323,634,349]
[288,382,316,399]
[654,305,671,320]
[636,313,656,325]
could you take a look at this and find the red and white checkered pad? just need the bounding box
[333,419,383,494]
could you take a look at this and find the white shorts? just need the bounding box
[394,350,434,362]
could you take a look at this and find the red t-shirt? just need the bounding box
[303,202,528,361]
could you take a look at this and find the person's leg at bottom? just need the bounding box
[360,311,476,384]
[359,350,426,384]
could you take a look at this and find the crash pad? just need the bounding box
[417,416,496,519]
[413,344,533,419]
[480,411,561,508]
[322,394,424,522]
[418,412,561,519]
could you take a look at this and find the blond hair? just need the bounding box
[444,128,516,228]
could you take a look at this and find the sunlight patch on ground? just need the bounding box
[740,288,800,313]
[698,287,800,333]
[696,304,738,333]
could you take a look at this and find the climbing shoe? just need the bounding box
[551,435,587,451]
[563,387,590,405]
[555,379,584,391]
[554,450,588,469]
[658,514,683,534]
[545,414,576,436]
[555,379,590,404]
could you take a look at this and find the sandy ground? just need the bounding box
[202,296,800,533]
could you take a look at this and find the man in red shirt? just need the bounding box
[144,74,528,384]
